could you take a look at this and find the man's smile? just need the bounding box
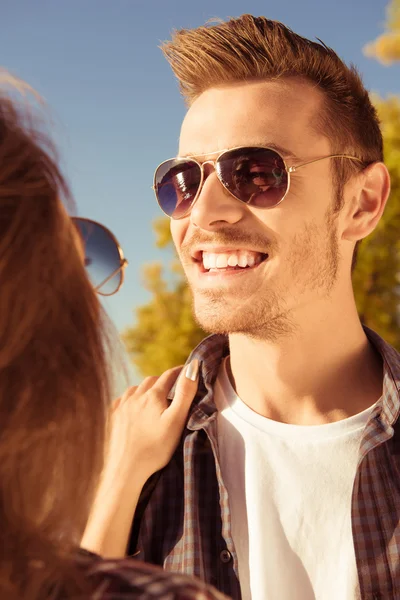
[189,246,269,282]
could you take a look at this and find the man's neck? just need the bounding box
[227,297,383,426]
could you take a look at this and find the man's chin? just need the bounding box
[192,290,261,334]
[193,303,257,336]
[193,301,296,341]
[194,307,238,336]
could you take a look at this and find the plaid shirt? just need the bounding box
[129,328,400,600]
[71,551,228,599]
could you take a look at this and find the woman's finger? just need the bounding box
[149,365,184,401]
[127,375,158,398]
[152,365,183,388]
[165,359,199,426]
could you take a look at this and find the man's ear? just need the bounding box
[341,162,390,242]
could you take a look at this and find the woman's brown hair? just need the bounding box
[0,72,113,599]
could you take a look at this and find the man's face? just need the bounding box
[170,79,344,339]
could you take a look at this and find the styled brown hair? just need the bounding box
[162,15,383,165]
[0,73,114,599]
[162,15,385,267]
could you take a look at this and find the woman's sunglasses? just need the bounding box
[72,217,128,296]
[153,146,364,219]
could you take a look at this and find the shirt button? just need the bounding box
[220,549,232,563]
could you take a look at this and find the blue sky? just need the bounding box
[1,0,397,361]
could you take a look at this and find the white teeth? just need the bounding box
[208,254,217,269]
[228,254,239,267]
[238,252,248,268]
[216,254,228,268]
[201,250,265,270]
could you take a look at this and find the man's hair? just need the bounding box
[162,15,384,268]
[162,15,382,166]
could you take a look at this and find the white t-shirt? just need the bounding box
[214,358,375,600]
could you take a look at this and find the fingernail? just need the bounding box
[185,359,199,382]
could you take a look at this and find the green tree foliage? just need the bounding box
[123,218,205,376]
[364,0,400,64]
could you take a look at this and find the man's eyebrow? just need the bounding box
[179,143,299,161]
[255,142,299,161]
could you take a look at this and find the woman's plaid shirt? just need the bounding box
[129,328,400,600]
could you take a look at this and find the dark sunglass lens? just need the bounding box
[73,218,122,295]
[154,159,201,219]
[217,147,288,208]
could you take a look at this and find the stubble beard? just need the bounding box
[187,208,340,342]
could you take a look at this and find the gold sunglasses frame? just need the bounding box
[72,217,128,296]
[153,146,365,219]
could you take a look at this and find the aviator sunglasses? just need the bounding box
[72,217,128,296]
[153,146,364,219]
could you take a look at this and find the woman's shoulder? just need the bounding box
[76,551,228,600]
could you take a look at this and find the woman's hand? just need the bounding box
[106,359,199,484]
[81,359,199,558]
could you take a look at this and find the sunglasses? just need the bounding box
[72,217,128,296]
[153,146,364,219]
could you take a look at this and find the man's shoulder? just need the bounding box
[365,326,400,381]
[363,327,400,430]
[128,338,226,557]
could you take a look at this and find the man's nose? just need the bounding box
[190,164,245,231]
